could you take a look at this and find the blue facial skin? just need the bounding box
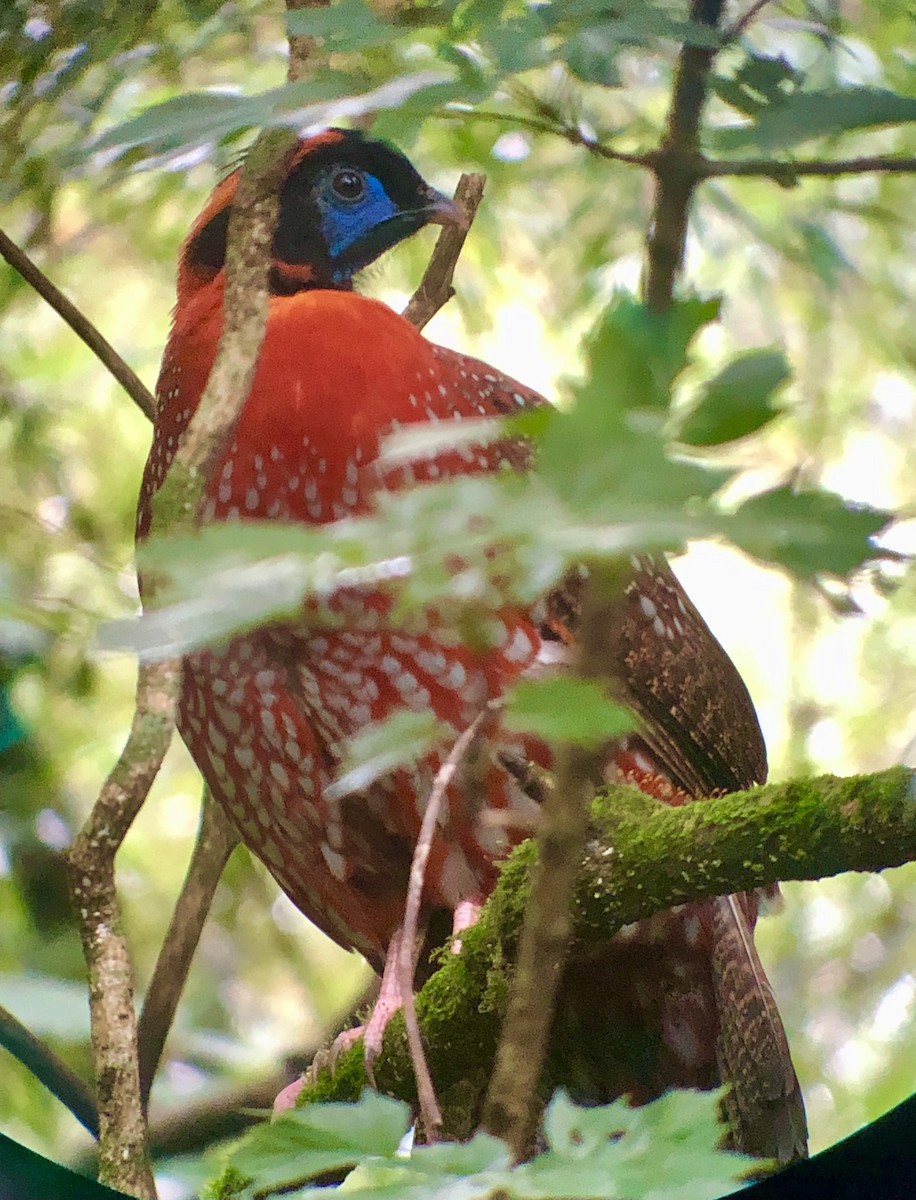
[315,170,401,282]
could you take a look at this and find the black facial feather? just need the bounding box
[183,129,439,292]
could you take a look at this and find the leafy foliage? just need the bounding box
[207,1089,754,1200]
[1,0,915,1182]
[676,350,789,447]
[505,677,635,747]
[123,294,892,669]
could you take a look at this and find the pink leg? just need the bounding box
[272,1026,365,1116]
[451,897,483,954]
[363,926,413,1078]
[274,916,452,1114]
[273,1075,307,1116]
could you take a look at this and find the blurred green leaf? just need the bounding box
[505,677,635,746]
[524,1088,752,1200]
[215,1087,753,1198]
[223,1092,410,1196]
[538,295,728,518]
[677,349,790,446]
[711,53,801,117]
[286,0,411,53]
[326,710,448,800]
[728,488,892,577]
[712,87,916,152]
[577,294,722,414]
[541,3,724,51]
[560,29,624,88]
[90,71,451,158]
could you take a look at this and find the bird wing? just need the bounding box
[432,344,806,1161]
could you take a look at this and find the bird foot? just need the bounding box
[362,938,411,1085]
[272,1025,366,1117]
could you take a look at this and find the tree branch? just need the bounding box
[0,226,156,421]
[481,567,630,1158]
[137,789,239,1106]
[725,0,775,40]
[0,1002,98,1137]
[402,173,486,331]
[459,111,916,185]
[68,127,296,1196]
[67,658,177,1198]
[700,154,916,180]
[149,129,297,533]
[301,767,915,1125]
[645,0,725,311]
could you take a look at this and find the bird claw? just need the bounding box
[272,1025,367,1117]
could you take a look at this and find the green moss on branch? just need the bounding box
[298,766,915,1127]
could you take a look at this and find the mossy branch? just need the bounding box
[299,766,915,1132]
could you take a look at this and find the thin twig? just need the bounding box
[725,0,776,39]
[137,788,239,1105]
[455,109,916,186]
[397,710,489,1138]
[0,1002,99,1137]
[0,226,156,421]
[402,173,487,331]
[702,154,916,179]
[68,657,178,1199]
[448,108,655,169]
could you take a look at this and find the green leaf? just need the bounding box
[542,3,724,51]
[579,293,722,414]
[286,0,409,53]
[89,88,315,155]
[677,349,790,446]
[537,294,725,519]
[504,676,636,747]
[517,1088,754,1200]
[796,221,856,290]
[378,417,507,467]
[224,1093,410,1196]
[711,53,801,117]
[560,29,623,88]
[712,87,916,152]
[90,71,450,158]
[313,1133,511,1199]
[541,1087,639,1154]
[728,487,891,577]
[327,709,448,800]
[212,1089,755,1199]
[102,547,316,658]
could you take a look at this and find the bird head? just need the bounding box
[177,128,460,302]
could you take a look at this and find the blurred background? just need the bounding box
[1,1,914,1195]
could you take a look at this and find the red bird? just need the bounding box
[137,129,806,1160]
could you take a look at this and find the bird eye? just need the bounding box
[330,168,366,202]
